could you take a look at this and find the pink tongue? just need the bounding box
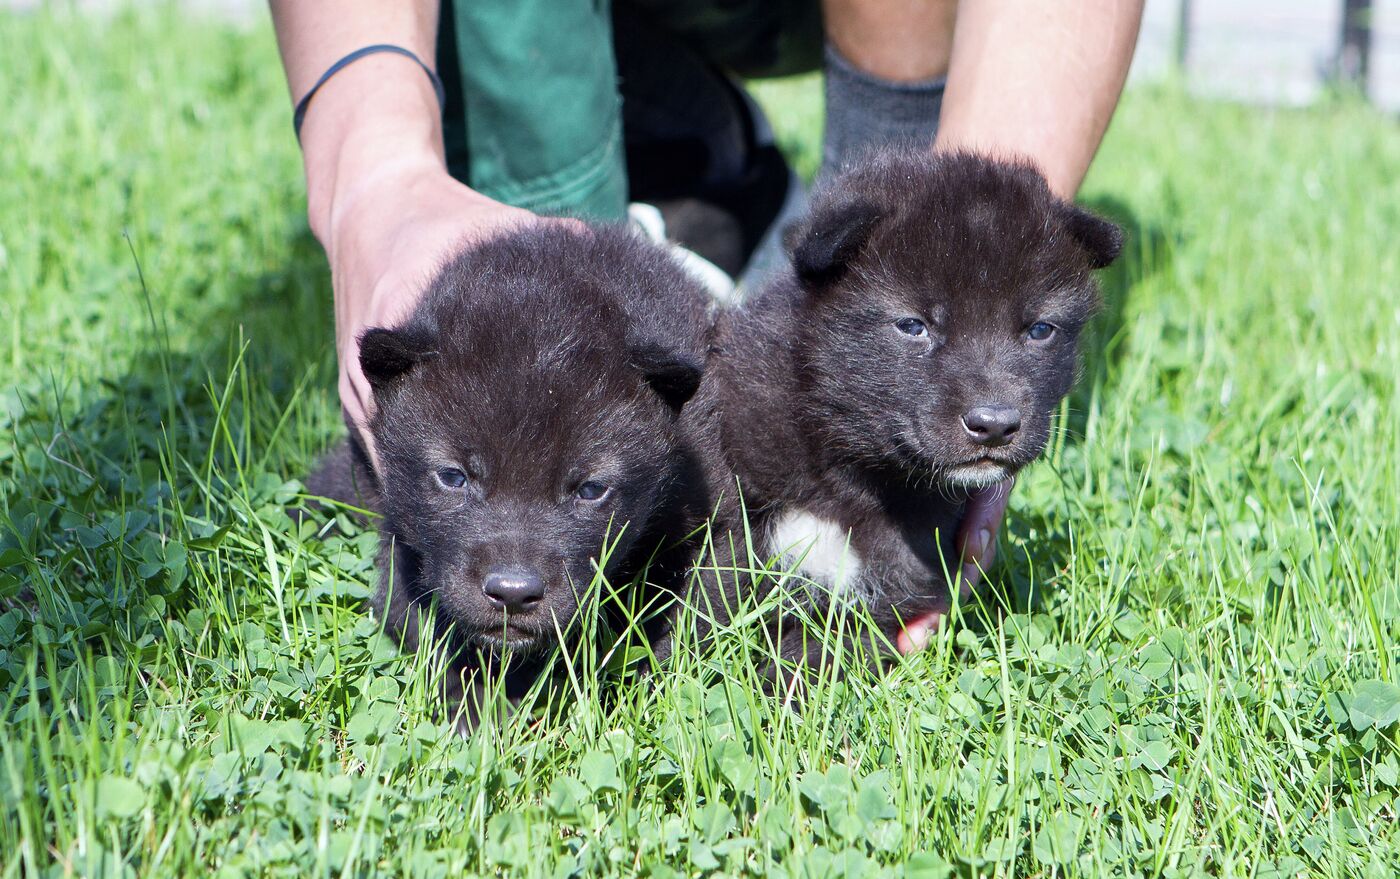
[897,605,950,654]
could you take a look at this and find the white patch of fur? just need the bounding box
[941,462,1014,490]
[767,509,865,600]
[627,202,738,305]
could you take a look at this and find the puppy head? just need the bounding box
[784,150,1122,488]
[360,226,706,656]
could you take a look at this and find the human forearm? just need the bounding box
[268,1,446,245]
[269,2,542,465]
[936,0,1144,198]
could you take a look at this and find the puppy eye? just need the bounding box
[895,318,927,337]
[436,468,468,489]
[1026,321,1057,342]
[576,481,610,502]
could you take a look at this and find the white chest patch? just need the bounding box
[767,509,865,599]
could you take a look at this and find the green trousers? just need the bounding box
[435,0,821,221]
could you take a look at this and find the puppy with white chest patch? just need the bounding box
[710,149,1123,670]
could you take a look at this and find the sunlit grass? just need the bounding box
[2,5,1398,877]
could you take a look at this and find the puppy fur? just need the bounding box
[710,149,1122,670]
[307,224,734,727]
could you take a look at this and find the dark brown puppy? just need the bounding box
[710,149,1122,671]
[307,224,734,728]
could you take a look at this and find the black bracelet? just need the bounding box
[292,44,446,141]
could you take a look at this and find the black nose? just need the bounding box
[481,568,545,612]
[961,405,1021,447]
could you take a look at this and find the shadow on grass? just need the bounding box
[1068,195,1176,439]
[976,196,1180,620]
[0,225,336,659]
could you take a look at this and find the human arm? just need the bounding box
[269,1,538,466]
[935,1,1144,198]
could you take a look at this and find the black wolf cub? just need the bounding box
[308,224,728,725]
[711,149,1122,668]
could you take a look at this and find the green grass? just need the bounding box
[3,6,1400,878]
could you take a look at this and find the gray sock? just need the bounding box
[820,43,945,181]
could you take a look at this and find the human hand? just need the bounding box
[322,158,545,470]
[278,36,555,475]
[896,479,1013,654]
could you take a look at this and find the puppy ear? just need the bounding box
[786,198,884,285]
[358,326,438,389]
[1058,203,1124,269]
[629,342,704,412]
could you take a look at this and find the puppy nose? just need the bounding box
[481,568,545,612]
[961,405,1021,447]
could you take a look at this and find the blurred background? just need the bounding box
[6,0,1398,110]
[1133,0,1399,110]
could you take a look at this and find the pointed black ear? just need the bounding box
[1058,203,1124,269]
[358,326,438,390]
[786,198,884,285]
[629,342,704,413]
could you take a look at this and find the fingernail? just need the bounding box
[904,621,932,653]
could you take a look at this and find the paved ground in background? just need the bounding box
[1134,0,1400,110]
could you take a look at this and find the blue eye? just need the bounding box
[576,481,609,502]
[895,318,927,337]
[1027,321,1057,341]
[436,468,468,489]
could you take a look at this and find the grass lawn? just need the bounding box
[3,6,1400,878]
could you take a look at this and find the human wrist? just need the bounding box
[321,157,466,281]
[319,156,519,291]
[298,56,446,244]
